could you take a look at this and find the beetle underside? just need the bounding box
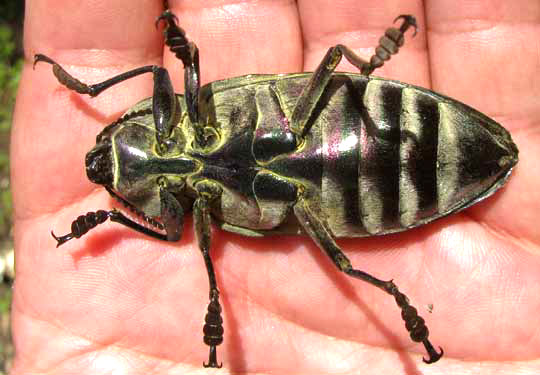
[35,6,518,369]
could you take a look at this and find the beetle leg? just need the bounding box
[33,54,159,97]
[51,183,187,247]
[361,15,418,76]
[293,195,443,364]
[156,10,204,146]
[51,209,168,247]
[291,15,417,138]
[153,67,179,145]
[34,54,179,145]
[158,185,185,242]
[194,180,224,368]
[107,184,184,242]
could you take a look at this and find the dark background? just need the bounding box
[0,0,24,373]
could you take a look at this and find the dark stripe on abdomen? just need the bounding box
[359,80,402,234]
[399,88,439,227]
[321,80,361,236]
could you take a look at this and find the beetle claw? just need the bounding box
[51,230,72,248]
[203,361,223,369]
[33,53,56,70]
[422,344,444,364]
[393,14,418,37]
[155,9,179,29]
[203,345,222,368]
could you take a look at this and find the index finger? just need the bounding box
[12,0,164,219]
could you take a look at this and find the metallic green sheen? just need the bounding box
[105,72,518,237]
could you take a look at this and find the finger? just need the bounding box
[12,2,170,372]
[12,0,164,219]
[426,0,540,125]
[286,0,443,363]
[158,1,305,369]
[297,0,429,86]
[163,0,302,89]
[425,0,540,244]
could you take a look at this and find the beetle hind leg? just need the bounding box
[293,195,443,364]
[291,15,417,138]
[361,14,417,75]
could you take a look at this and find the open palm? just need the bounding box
[11,1,540,374]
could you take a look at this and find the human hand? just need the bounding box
[11,0,540,374]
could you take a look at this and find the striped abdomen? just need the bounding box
[315,76,517,237]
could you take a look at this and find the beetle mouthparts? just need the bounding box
[86,142,113,186]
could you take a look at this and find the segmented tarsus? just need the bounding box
[202,291,224,368]
[51,210,109,247]
[157,11,194,69]
[390,283,444,363]
[363,15,417,75]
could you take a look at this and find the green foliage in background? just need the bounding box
[0,24,20,239]
[0,25,21,131]
[0,1,23,320]
[0,0,23,242]
[0,287,11,313]
[0,2,23,372]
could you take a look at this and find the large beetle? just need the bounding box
[34,10,518,368]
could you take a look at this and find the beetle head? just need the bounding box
[86,111,200,219]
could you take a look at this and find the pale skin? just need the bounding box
[10,0,540,374]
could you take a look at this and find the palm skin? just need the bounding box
[10,0,540,374]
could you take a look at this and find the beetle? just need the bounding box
[34,9,518,368]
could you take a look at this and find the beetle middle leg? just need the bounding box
[156,10,206,146]
[291,15,417,138]
[293,194,443,364]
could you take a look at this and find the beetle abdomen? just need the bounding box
[315,76,518,237]
[201,73,516,236]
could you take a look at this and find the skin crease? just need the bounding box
[9,0,540,374]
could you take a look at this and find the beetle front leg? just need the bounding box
[193,180,224,368]
[34,54,179,145]
[291,15,417,138]
[34,54,159,97]
[293,195,443,364]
